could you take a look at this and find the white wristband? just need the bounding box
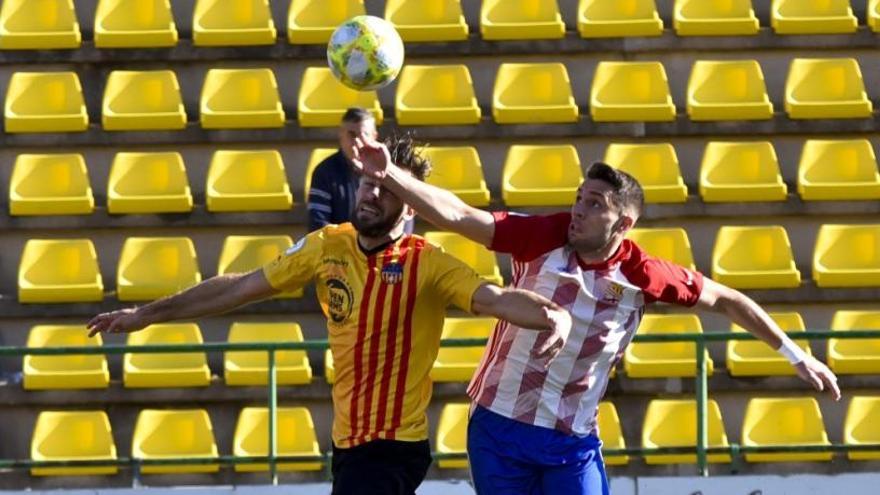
[777,339,808,364]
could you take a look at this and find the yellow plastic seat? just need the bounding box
[828,311,880,375]
[605,143,687,203]
[771,0,857,34]
[124,323,210,388]
[102,70,186,131]
[797,139,880,201]
[844,396,880,460]
[813,224,880,288]
[31,411,116,476]
[0,0,81,49]
[591,62,675,122]
[18,239,103,303]
[642,399,730,464]
[24,325,109,390]
[396,65,481,126]
[297,67,382,127]
[436,403,469,468]
[492,63,578,124]
[217,235,302,298]
[502,145,582,206]
[287,0,365,44]
[785,58,872,119]
[422,147,490,206]
[626,228,695,270]
[193,0,276,46]
[206,150,293,212]
[200,68,285,129]
[712,226,800,289]
[386,0,468,42]
[117,237,201,301]
[9,153,94,216]
[687,61,772,121]
[742,397,831,462]
[624,314,713,378]
[94,0,178,48]
[699,142,787,202]
[597,402,628,465]
[431,317,495,383]
[324,349,335,384]
[4,72,88,133]
[871,0,880,32]
[425,232,502,286]
[305,148,336,200]
[107,152,192,214]
[234,407,322,471]
[727,312,811,377]
[577,0,663,38]
[480,0,564,40]
[224,322,312,386]
[674,0,759,36]
[132,409,219,473]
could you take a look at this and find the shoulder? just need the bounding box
[313,151,348,177]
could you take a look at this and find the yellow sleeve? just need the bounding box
[426,247,488,312]
[261,229,324,292]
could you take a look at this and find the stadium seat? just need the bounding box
[206,150,293,212]
[132,409,219,473]
[107,152,193,214]
[577,0,663,38]
[287,0,365,44]
[673,0,759,36]
[492,63,579,124]
[424,232,503,286]
[217,235,302,298]
[771,0,857,35]
[687,60,773,121]
[192,0,276,46]
[94,0,178,48]
[124,323,211,388]
[116,237,201,301]
[224,322,313,386]
[711,226,801,289]
[501,145,582,206]
[844,396,880,460]
[590,62,675,122]
[31,411,116,476]
[871,0,880,32]
[605,143,688,203]
[742,397,832,462]
[24,325,109,390]
[422,147,491,206]
[4,72,88,133]
[200,69,285,129]
[396,65,481,125]
[797,139,880,201]
[0,0,80,49]
[597,402,628,465]
[642,399,731,464]
[431,317,495,383]
[827,311,880,375]
[813,224,880,288]
[298,67,383,127]
[304,148,336,200]
[18,239,103,303]
[234,407,322,471]
[385,0,468,42]
[9,153,94,216]
[625,228,695,270]
[727,312,811,377]
[436,403,469,468]
[699,141,787,202]
[324,349,335,384]
[624,314,713,378]
[102,70,186,131]
[480,0,565,40]
[785,58,872,119]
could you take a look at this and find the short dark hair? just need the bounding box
[586,162,644,218]
[385,131,431,181]
[341,107,375,124]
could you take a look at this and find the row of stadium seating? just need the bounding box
[3,58,875,133]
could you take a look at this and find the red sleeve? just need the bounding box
[622,242,704,307]
[490,211,571,262]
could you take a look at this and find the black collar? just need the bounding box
[358,234,403,256]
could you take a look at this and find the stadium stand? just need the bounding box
[9,153,94,215]
[641,399,731,464]
[698,141,787,202]
[106,152,193,214]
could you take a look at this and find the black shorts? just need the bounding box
[331,439,432,495]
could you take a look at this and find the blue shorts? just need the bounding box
[467,405,610,495]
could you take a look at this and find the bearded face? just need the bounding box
[351,176,407,238]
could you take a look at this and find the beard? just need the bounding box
[351,202,404,238]
[568,228,613,254]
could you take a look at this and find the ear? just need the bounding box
[616,215,635,233]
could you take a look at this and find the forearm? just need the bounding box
[135,273,259,325]
[476,286,560,330]
[715,289,785,350]
[383,164,471,229]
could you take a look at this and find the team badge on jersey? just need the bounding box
[602,281,625,304]
[381,262,404,285]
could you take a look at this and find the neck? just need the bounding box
[575,238,623,265]
[357,221,406,252]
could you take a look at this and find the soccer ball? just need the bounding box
[327,15,405,91]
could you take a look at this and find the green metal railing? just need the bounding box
[2,330,880,483]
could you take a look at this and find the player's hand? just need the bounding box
[794,356,841,401]
[87,308,148,337]
[350,133,390,180]
[531,307,572,364]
